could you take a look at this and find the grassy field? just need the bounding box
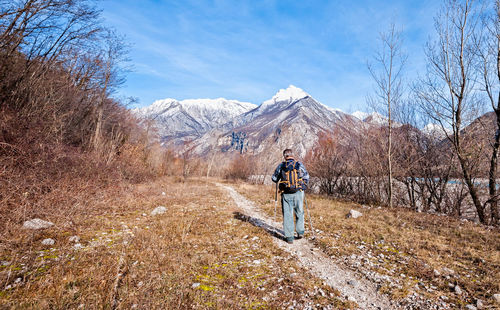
[235,182,500,309]
[1,177,499,309]
[0,177,349,309]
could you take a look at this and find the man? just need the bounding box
[272,148,310,244]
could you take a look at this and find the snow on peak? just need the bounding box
[423,123,451,138]
[178,98,255,111]
[261,85,309,108]
[352,111,369,120]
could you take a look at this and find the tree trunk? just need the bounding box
[457,152,486,223]
[488,115,500,225]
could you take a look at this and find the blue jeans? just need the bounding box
[281,191,304,240]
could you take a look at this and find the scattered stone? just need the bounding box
[251,236,259,241]
[192,282,200,288]
[347,296,357,302]
[442,267,455,276]
[465,304,477,310]
[252,259,261,265]
[1,261,10,266]
[346,210,363,219]
[433,269,441,277]
[493,294,500,304]
[347,279,358,287]
[454,285,462,295]
[14,277,22,284]
[73,243,84,250]
[162,192,166,196]
[137,281,144,288]
[243,235,249,239]
[23,218,54,230]
[440,295,449,301]
[318,288,326,297]
[41,238,55,245]
[150,206,167,216]
[68,236,80,243]
[476,299,484,309]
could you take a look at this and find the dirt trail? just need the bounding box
[218,183,396,310]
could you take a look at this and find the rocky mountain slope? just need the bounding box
[133,98,256,145]
[135,86,363,162]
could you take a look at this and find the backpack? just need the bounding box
[278,160,305,193]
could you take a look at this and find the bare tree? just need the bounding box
[475,0,500,224]
[416,0,489,223]
[368,23,407,208]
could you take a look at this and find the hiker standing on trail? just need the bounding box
[272,148,309,244]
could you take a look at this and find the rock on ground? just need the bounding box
[69,235,80,243]
[41,238,55,245]
[493,294,500,304]
[346,210,363,219]
[23,218,54,230]
[150,206,167,216]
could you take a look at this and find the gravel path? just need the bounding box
[218,184,396,310]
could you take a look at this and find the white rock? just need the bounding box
[454,285,462,295]
[68,236,80,243]
[465,305,477,310]
[493,294,500,304]
[150,206,167,216]
[73,243,84,250]
[476,299,484,309]
[41,238,55,245]
[23,218,54,230]
[442,267,455,276]
[192,282,200,288]
[1,261,10,266]
[346,210,363,219]
[162,192,166,196]
[433,269,441,277]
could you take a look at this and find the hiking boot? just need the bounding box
[296,234,303,240]
[286,238,294,244]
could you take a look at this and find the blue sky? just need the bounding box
[99,0,440,112]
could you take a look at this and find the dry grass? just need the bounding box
[0,177,351,309]
[236,182,500,309]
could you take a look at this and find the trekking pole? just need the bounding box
[304,194,316,240]
[273,182,278,222]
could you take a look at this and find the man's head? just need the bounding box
[283,148,293,159]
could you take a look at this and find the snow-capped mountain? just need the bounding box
[133,98,256,144]
[352,111,369,120]
[352,111,404,128]
[190,85,360,161]
[423,123,452,139]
